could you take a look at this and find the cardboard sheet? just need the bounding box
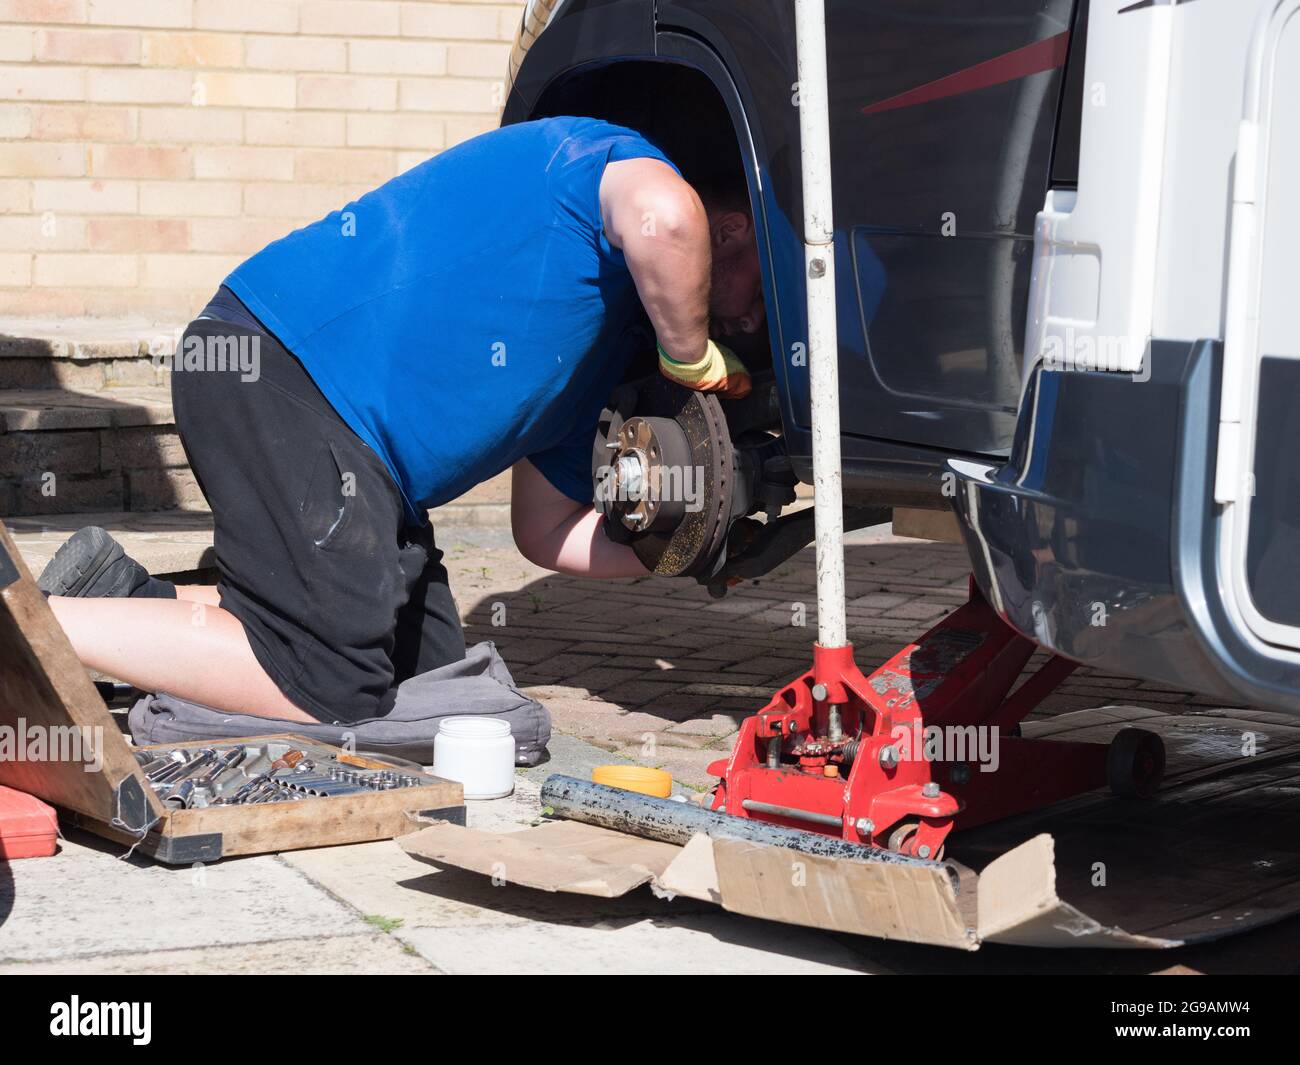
[399,706,1300,950]
[401,819,683,897]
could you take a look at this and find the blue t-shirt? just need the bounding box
[224,117,677,523]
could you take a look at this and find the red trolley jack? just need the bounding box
[696,0,1161,860]
[706,581,1166,860]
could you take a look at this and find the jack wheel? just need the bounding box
[886,820,945,862]
[1107,727,1165,799]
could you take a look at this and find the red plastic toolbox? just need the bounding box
[0,785,58,860]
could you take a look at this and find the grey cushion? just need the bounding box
[127,641,550,766]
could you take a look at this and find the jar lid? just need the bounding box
[438,716,512,739]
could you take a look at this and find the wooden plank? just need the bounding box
[892,507,963,544]
[0,519,163,826]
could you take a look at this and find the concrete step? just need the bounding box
[0,384,196,517]
[0,318,177,392]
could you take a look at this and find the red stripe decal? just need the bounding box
[861,30,1071,116]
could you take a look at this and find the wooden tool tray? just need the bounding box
[0,520,463,864]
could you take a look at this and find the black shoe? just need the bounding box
[37,527,176,599]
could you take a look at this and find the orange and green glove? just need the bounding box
[657,339,752,400]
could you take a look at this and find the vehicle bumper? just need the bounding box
[949,339,1300,713]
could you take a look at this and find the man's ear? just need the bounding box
[712,210,752,253]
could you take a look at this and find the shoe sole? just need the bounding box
[42,533,122,597]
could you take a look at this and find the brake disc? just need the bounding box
[592,375,735,578]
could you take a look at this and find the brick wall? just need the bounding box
[0,0,519,321]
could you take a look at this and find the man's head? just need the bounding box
[701,187,765,339]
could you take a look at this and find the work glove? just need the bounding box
[658,339,752,400]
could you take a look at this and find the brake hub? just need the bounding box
[592,375,735,578]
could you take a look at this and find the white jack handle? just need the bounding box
[794,0,847,650]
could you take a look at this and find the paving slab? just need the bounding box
[393,914,870,975]
[1,932,435,975]
[7,509,216,577]
[0,317,182,360]
[0,385,173,432]
[285,834,701,934]
[0,832,367,964]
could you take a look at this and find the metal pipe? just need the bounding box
[540,775,946,869]
[740,798,843,829]
[794,0,847,650]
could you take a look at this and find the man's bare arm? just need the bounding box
[510,459,650,578]
[599,157,711,363]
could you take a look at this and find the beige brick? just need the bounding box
[0,253,31,287]
[497,5,526,41]
[294,148,393,185]
[444,114,498,145]
[139,252,240,288]
[243,181,362,219]
[394,149,432,174]
[87,0,192,29]
[194,71,294,109]
[141,32,244,68]
[100,426,189,472]
[401,3,502,40]
[447,41,511,79]
[400,77,500,114]
[0,213,86,250]
[139,179,239,217]
[0,104,32,139]
[0,66,85,103]
[244,110,345,147]
[193,0,298,34]
[13,473,126,516]
[349,39,446,76]
[128,466,208,511]
[85,286,202,318]
[345,112,443,151]
[0,1,86,24]
[33,177,138,214]
[35,252,139,288]
[246,35,345,73]
[90,144,190,180]
[0,430,101,478]
[0,182,32,214]
[0,142,85,178]
[297,74,396,112]
[0,26,34,62]
[138,106,242,144]
[88,68,192,105]
[301,2,401,38]
[35,29,140,64]
[30,104,136,142]
[0,288,84,317]
[86,216,187,252]
[188,216,293,253]
[194,145,293,181]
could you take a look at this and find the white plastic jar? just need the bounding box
[432,716,515,800]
